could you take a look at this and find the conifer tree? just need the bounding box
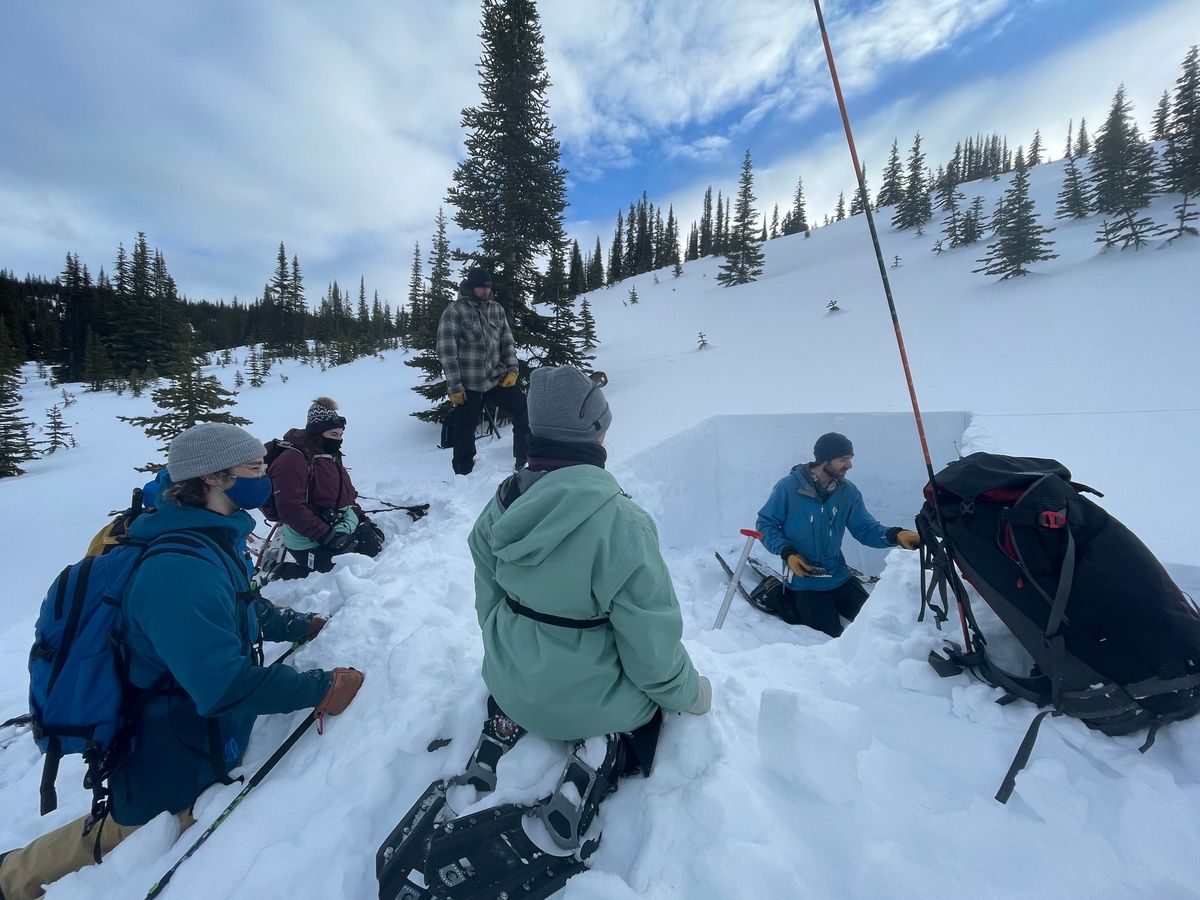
[974,156,1057,279]
[713,192,725,256]
[1163,47,1200,200]
[579,296,598,350]
[1064,119,1074,160]
[120,331,250,469]
[41,404,74,453]
[770,204,780,238]
[587,237,605,288]
[568,240,587,294]
[623,203,637,275]
[685,224,699,261]
[1028,129,1044,165]
[892,134,933,230]
[699,187,714,256]
[1075,117,1091,157]
[1152,89,1172,142]
[717,150,766,287]
[1089,85,1159,248]
[445,0,567,348]
[850,168,871,216]
[782,175,809,235]
[82,327,114,391]
[835,192,846,221]
[1055,156,1091,219]
[876,140,904,209]
[0,317,34,477]
[607,210,624,283]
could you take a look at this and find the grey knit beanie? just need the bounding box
[167,423,267,482]
[527,367,611,443]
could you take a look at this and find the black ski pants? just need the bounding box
[451,384,529,475]
[775,578,869,637]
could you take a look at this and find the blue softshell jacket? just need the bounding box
[111,500,330,826]
[755,465,893,591]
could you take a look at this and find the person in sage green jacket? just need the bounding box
[468,367,711,745]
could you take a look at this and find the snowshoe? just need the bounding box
[376,778,453,899]
[540,734,622,850]
[459,707,526,793]
[423,803,594,900]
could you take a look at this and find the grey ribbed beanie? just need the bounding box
[167,423,266,482]
[527,367,611,443]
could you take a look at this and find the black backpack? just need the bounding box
[917,453,1200,802]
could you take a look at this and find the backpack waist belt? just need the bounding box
[504,596,609,629]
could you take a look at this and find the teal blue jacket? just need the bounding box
[756,465,894,591]
[112,500,330,826]
[469,465,700,741]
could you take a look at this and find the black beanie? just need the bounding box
[464,267,492,291]
[813,432,854,463]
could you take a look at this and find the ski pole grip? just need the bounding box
[740,529,763,540]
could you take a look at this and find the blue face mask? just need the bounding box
[224,475,272,510]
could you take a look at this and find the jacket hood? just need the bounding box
[128,497,255,543]
[487,465,623,568]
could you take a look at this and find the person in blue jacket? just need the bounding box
[755,432,920,637]
[0,423,364,900]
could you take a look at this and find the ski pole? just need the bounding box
[810,0,970,651]
[144,712,317,899]
[713,529,762,629]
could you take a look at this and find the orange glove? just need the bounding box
[785,552,814,578]
[499,372,518,389]
[896,530,920,550]
[448,391,466,406]
[316,668,364,724]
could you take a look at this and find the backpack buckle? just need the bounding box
[1039,510,1067,529]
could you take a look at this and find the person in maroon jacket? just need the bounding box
[267,397,385,580]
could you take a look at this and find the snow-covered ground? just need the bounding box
[2,156,1198,899]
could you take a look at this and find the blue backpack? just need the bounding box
[29,528,229,817]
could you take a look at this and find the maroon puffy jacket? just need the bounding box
[267,428,363,542]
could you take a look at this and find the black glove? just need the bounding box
[323,529,356,554]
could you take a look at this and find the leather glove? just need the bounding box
[685,675,712,716]
[449,391,466,406]
[323,529,356,553]
[315,668,364,721]
[896,530,920,550]
[499,372,518,389]
[305,615,327,641]
[783,549,814,578]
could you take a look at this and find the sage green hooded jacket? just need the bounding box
[469,465,700,740]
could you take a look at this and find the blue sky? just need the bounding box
[0,0,1195,305]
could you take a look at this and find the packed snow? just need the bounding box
[2,155,1199,899]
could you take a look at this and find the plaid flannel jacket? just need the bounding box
[436,288,517,395]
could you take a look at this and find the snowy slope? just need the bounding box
[1,156,1199,899]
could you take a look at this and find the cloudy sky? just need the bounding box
[1,0,1195,306]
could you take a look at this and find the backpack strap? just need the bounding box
[504,596,609,629]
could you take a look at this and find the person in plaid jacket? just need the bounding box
[436,267,530,475]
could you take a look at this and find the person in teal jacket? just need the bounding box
[0,423,364,900]
[755,432,920,636]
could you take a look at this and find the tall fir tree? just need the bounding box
[1063,119,1074,160]
[567,240,587,295]
[579,296,598,350]
[1152,89,1172,142]
[0,316,34,477]
[713,192,725,256]
[587,237,605,289]
[770,204,780,238]
[1089,84,1159,248]
[716,150,766,287]
[1161,47,1200,241]
[782,174,809,235]
[835,192,846,221]
[850,167,871,216]
[1074,117,1091,157]
[875,140,904,209]
[445,0,568,358]
[892,133,933,230]
[1055,156,1091,219]
[699,187,714,256]
[607,210,624,283]
[973,156,1057,279]
[1028,129,1044,165]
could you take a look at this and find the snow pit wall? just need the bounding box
[620,412,970,576]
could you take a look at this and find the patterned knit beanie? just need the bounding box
[306,397,347,434]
